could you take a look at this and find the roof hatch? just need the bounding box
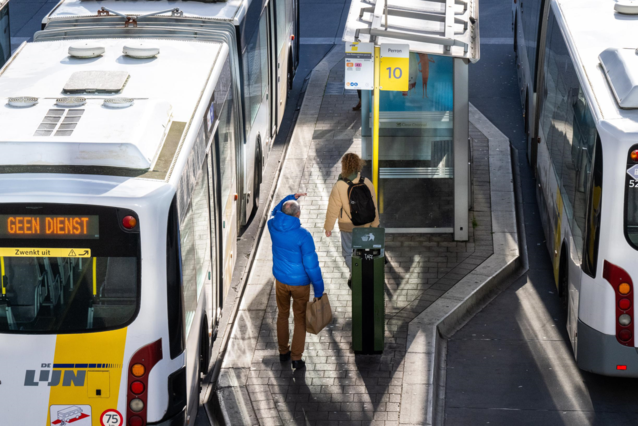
[63,71,130,94]
[599,48,638,109]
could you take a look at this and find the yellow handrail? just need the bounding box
[1,257,5,295]
[92,257,97,296]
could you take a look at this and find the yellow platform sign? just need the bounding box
[0,248,91,257]
[379,44,410,91]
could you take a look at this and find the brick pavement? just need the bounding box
[217,49,495,426]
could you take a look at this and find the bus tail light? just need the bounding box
[603,261,634,346]
[129,417,143,426]
[631,150,638,162]
[127,339,162,426]
[617,365,628,370]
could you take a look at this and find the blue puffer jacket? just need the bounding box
[267,194,324,298]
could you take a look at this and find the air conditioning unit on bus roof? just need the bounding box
[599,48,638,109]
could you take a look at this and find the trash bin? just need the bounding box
[351,227,385,354]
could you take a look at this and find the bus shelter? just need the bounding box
[343,0,479,240]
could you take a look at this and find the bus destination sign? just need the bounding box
[0,215,99,239]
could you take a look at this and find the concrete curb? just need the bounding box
[399,104,521,425]
[214,45,345,426]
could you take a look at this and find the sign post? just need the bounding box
[372,44,410,199]
[373,46,380,198]
[344,42,374,90]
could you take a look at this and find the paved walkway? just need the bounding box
[216,48,516,426]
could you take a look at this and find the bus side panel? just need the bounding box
[578,129,624,338]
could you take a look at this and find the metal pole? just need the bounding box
[373,46,381,199]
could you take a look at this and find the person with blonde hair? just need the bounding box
[324,153,380,287]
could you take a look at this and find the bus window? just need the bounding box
[275,0,287,54]
[625,145,638,250]
[178,162,212,336]
[539,11,597,261]
[217,93,237,300]
[243,11,268,131]
[0,205,140,333]
[167,197,185,359]
[583,137,602,277]
[0,3,8,67]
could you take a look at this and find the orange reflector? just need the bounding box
[619,283,631,295]
[617,365,627,370]
[131,363,145,377]
[632,150,638,161]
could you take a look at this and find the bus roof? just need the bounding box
[47,0,249,24]
[556,0,638,132]
[0,38,224,171]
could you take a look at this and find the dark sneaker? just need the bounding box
[279,351,291,362]
[291,359,306,370]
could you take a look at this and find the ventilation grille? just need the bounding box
[34,109,85,137]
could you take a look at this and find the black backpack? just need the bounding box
[341,176,376,226]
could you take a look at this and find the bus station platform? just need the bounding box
[213,47,521,426]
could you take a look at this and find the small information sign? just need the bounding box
[345,42,374,90]
[380,44,410,91]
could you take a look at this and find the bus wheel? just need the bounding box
[199,316,210,377]
[252,142,262,214]
[558,248,569,310]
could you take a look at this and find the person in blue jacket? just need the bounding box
[268,193,324,369]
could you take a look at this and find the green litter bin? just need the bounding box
[351,227,385,354]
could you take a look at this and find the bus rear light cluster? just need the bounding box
[631,150,638,162]
[127,339,162,426]
[603,261,635,347]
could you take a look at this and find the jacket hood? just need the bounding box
[272,210,301,232]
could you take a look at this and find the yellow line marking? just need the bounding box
[0,248,91,258]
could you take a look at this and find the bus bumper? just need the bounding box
[148,408,186,426]
[577,320,638,377]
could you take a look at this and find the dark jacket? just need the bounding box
[267,194,324,298]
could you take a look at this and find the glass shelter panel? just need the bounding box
[372,53,454,229]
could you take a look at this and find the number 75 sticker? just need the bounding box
[100,410,123,426]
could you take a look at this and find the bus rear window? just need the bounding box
[0,204,140,334]
[625,146,638,249]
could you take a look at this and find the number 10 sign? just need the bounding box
[380,44,409,91]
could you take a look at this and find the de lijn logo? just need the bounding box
[24,363,118,387]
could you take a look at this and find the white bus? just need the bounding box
[512,0,545,164]
[517,0,638,376]
[0,1,298,425]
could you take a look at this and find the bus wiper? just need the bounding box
[97,7,184,28]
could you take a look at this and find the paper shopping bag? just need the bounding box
[306,293,332,334]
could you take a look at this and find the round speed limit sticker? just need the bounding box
[100,409,123,426]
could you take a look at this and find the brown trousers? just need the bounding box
[275,279,310,361]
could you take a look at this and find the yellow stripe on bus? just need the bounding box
[46,328,128,426]
[92,258,97,296]
[0,248,91,258]
[0,256,4,295]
